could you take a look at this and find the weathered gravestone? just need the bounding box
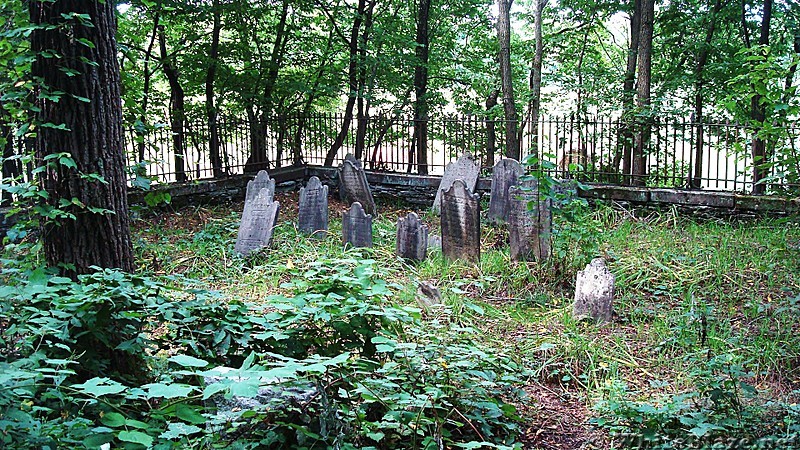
[488,158,524,223]
[508,184,552,261]
[342,202,373,248]
[298,176,329,237]
[245,170,275,205]
[573,258,615,323]
[396,212,428,261]
[339,154,376,215]
[440,179,480,262]
[235,188,280,256]
[432,153,480,214]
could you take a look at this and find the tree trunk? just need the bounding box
[158,26,187,182]
[485,90,499,167]
[355,2,376,160]
[691,0,724,188]
[413,0,431,174]
[617,0,642,180]
[30,0,134,276]
[750,0,772,195]
[206,0,224,178]
[632,0,654,186]
[324,0,368,166]
[136,14,160,163]
[528,0,547,159]
[497,0,520,160]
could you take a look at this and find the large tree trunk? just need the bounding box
[750,0,772,195]
[497,0,520,160]
[206,0,224,178]
[158,26,187,182]
[324,0,369,166]
[413,0,431,174]
[616,0,642,180]
[30,0,134,276]
[691,0,724,188]
[632,0,654,186]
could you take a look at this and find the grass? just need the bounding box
[132,193,800,448]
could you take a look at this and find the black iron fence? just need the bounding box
[118,112,799,194]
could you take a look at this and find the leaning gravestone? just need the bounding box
[508,184,552,261]
[245,170,275,205]
[342,202,373,248]
[235,188,280,256]
[339,154,376,215]
[432,152,480,214]
[573,258,615,323]
[396,212,428,261]
[487,158,524,223]
[440,179,480,262]
[298,176,329,237]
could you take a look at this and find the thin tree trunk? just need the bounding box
[30,0,134,276]
[206,0,224,178]
[137,14,160,163]
[158,25,187,182]
[355,2,376,160]
[528,0,547,159]
[497,0,520,160]
[413,0,431,174]
[691,0,724,188]
[485,89,499,167]
[632,0,654,186]
[750,0,772,194]
[617,0,642,181]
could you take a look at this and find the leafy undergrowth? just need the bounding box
[2,193,800,449]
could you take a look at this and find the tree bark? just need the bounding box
[528,0,547,159]
[632,0,654,186]
[750,0,772,195]
[158,26,187,182]
[355,2,376,160]
[485,89,499,167]
[617,0,642,180]
[206,0,224,178]
[30,0,134,276]
[136,13,160,163]
[413,0,431,174]
[497,0,520,160]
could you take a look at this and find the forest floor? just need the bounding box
[133,192,800,449]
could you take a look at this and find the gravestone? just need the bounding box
[573,258,615,323]
[245,170,275,205]
[427,234,442,252]
[339,154,376,215]
[508,184,552,261]
[396,212,428,261]
[416,281,442,310]
[432,153,480,214]
[235,188,280,256]
[440,179,480,262]
[487,158,524,223]
[342,202,373,248]
[298,176,329,237]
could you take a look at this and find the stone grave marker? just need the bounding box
[396,212,428,261]
[245,170,275,205]
[339,154,376,215]
[342,202,373,248]
[508,183,552,261]
[487,158,524,223]
[235,188,280,256]
[298,176,329,237]
[440,179,480,262]
[432,152,480,214]
[573,258,615,323]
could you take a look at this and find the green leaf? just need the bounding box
[169,355,208,368]
[159,422,202,440]
[72,377,126,396]
[175,404,206,425]
[82,432,114,448]
[202,382,228,400]
[143,383,194,399]
[118,430,153,447]
[100,412,126,428]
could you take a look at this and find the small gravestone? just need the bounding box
[235,188,280,256]
[427,234,442,252]
[432,153,480,214]
[396,212,428,261]
[573,258,615,323]
[440,179,480,262]
[339,154,376,215]
[342,202,372,248]
[508,184,552,261]
[416,281,442,310]
[488,158,524,223]
[298,176,328,237]
[245,170,275,205]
